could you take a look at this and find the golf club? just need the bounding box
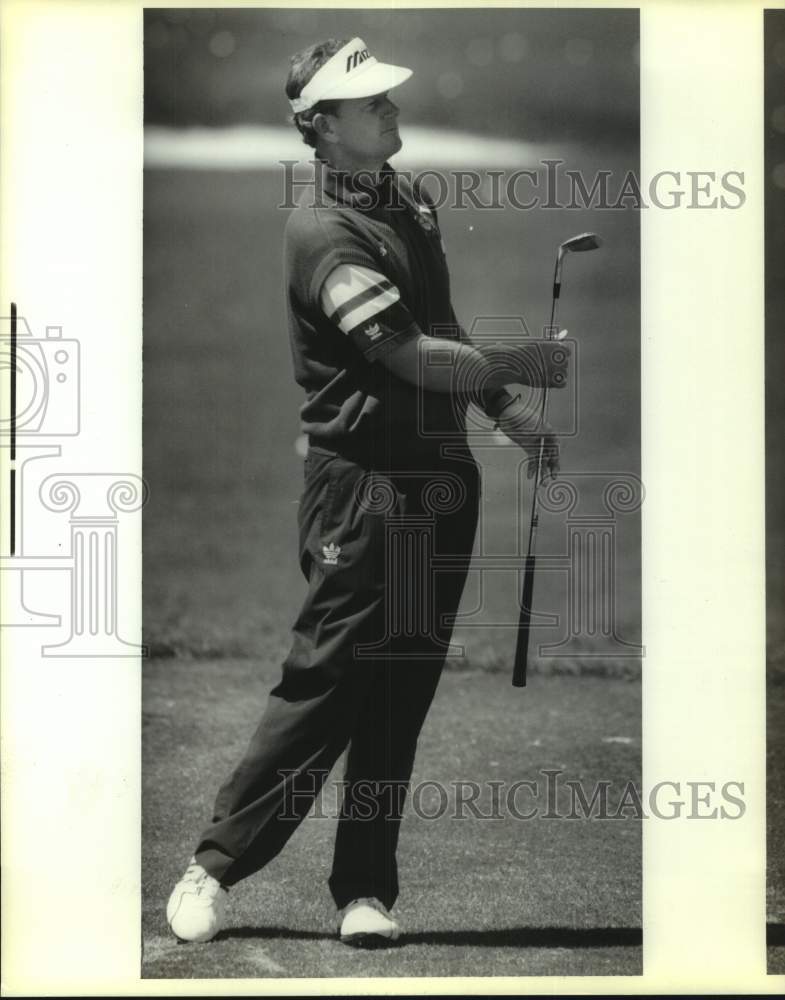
[512,232,603,688]
[550,232,603,328]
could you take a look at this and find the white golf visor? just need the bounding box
[289,37,412,114]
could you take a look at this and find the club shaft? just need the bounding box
[513,312,553,686]
[514,234,599,685]
[512,553,536,686]
[549,249,564,330]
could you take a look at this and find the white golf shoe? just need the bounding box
[338,897,401,947]
[166,858,227,942]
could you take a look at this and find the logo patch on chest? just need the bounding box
[414,203,436,233]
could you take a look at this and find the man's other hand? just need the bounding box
[495,400,560,481]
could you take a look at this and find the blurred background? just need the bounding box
[143,7,638,142]
[142,7,642,669]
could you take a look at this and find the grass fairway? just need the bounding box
[768,682,785,974]
[143,660,641,979]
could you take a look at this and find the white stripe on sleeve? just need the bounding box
[321,264,401,335]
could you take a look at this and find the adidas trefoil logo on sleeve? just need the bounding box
[322,542,341,565]
[364,323,382,341]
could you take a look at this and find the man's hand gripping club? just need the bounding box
[486,390,560,482]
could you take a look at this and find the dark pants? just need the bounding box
[194,446,480,910]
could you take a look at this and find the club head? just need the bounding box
[561,232,602,254]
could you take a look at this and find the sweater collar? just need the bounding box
[315,160,401,211]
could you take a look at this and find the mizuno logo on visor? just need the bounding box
[346,48,370,72]
[288,37,412,114]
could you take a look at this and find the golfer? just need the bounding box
[167,36,563,947]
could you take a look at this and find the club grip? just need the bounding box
[512,555,536,687]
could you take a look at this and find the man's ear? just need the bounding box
[312,112,338,145]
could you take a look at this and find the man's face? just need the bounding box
[322,91,402,168]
